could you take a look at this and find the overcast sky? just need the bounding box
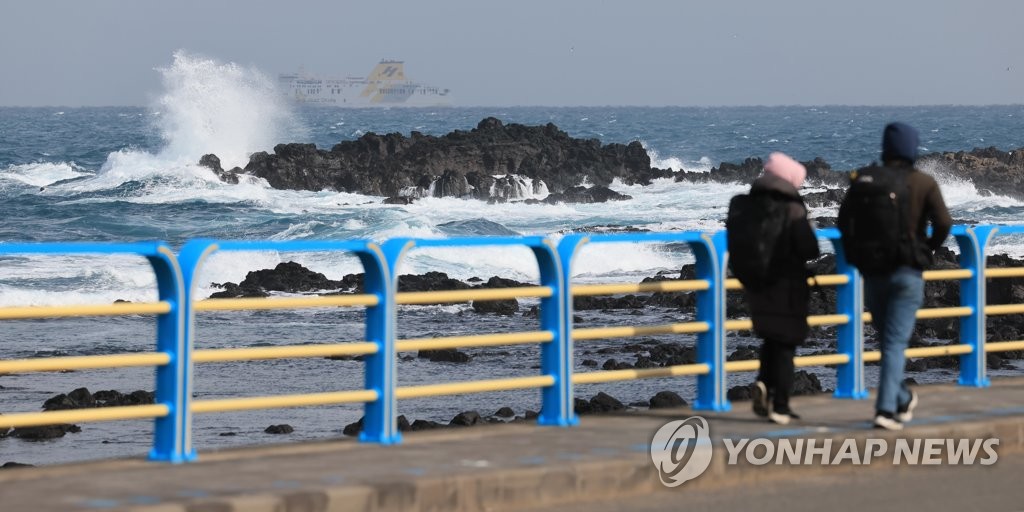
[2,0,1022,107]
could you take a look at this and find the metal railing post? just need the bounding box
[544,236,583,427]
[166,241,223,462]
[147,244,194,462]
[692,231,729,411]
[828,233,867,399]
[954,225,995,387]
[361,240,406,444]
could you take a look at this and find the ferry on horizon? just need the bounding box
[278,60,453,107]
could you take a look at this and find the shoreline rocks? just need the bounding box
[200,117,656,202]
[197,118,1024,202]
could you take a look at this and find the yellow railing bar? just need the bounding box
[905,344,972,357]
[986,341,1024,352]
[0,301,172,320]
[726,270,971,292]
[0,352,170,374]
[796,353,850,367]
[193,390,379,413]
[724,319,753,331]
[396,331,553,352]
[573,363,711,384]
[914,306,972,319]
[863,345,971,363]
[722,314,849,331]
[808,274,849,286]
[0,404,170,429]
[193,342,378,363]
[985,267,1024,278]
[724,360,760,372]
[726,274,848,291]
[806,314,850,326]
[863,307,972,323]
[195,294,378,312]
[396,375,554,399]
[573,322,710,341]
[725,309,965,330]
[985,304,1024,316]
[572,280,709,296]
[724,353,852,373]
[923,269,973,281]
[396,286,551,305]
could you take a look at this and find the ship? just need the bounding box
[278,60,453,107]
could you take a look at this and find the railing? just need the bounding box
[1,224,1022,463]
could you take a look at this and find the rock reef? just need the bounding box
[200,117,651,203]
[198,117,1024,203]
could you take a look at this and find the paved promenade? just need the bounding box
[3,378,1024,511]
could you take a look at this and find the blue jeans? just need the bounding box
[863,266,924,415]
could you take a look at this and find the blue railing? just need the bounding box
[1,224,1022,463]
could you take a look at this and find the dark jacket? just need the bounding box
[744,174,821,345]
[896,162,953,262]
[879,122,952,265]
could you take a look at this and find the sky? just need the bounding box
[1,0,1022,107]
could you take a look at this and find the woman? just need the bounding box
[745,152,820,425]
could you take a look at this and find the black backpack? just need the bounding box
[726,190,795,290]
[837,164,914,276]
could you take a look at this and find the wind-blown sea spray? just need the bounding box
[155,50,302,170]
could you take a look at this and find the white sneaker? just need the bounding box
[768,410,791,425]
[897,391,918,423]
[873,414,903,431]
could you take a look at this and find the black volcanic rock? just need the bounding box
[264,424,294,434]
[668,147,1024,201]
[198,154,240,185]
[918,147,1024,199]
[223,118,653,199]
[201,119,1024,204]
[208,262,359,298]
[543,185,632,204]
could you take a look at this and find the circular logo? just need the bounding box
[650,416,713,487]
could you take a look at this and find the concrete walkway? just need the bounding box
[3,378,1024,512]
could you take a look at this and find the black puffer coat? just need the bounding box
[743,174,821,346]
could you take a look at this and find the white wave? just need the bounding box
[0,254,158,307]
[1,161,90,188]
[487,174,550,200]
[343,219,367,230]
[918,159,1023,210]
[38,51,307,205]
[155,50,302,170]
[986,241,1024,260]
[641,142,714,173]
[643,143,686,172]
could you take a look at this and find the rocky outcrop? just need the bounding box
[199,117,1024,203]
[210,261,359,299]
[264,424,294,434]
[918,147,1024,199]
[198,154,241,185]
[8,388,154,440]
[212,118,654,201]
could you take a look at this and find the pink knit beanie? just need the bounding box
[763,152,807,189]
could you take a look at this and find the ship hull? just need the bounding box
[279,61,452,107]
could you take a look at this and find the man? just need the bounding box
[838,122,952,431]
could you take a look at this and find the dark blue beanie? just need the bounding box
[881,122,919,163]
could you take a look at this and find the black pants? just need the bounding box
[757,340,796,411]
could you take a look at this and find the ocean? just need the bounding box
[2,55,1024,465]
